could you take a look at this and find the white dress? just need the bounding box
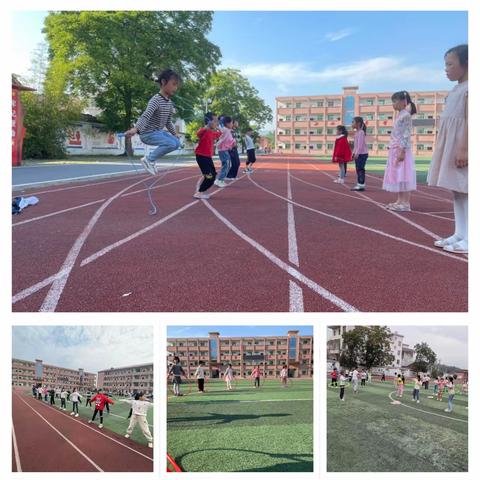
[427,81,468,193]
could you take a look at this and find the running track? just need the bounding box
[12,156,467,312]
[11,390,153,472]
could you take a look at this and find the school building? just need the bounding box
[11,358,96,391]
[97,363,154,395]
[276,86,448,157]
[167,330,313,379]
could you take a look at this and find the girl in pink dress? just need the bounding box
[383,91,417,211]
[428,44,468,254]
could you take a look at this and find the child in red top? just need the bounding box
[88,389,114,429]
[332,125,352,184]
[194,113,222,199]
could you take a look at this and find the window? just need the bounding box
[316,143,323,149]
[284,143,291,149]
[364,114,375,120]
[326,128,335,135]
[378,144,386,150]
[285,115,291,121]
[327,143,334,150]
[295,143,302,149]
[286,103,292,108]
[327,114,338,121]
[284,129,291,135]
[366,127,375,135]
[360,98,374,106]
[294,129,301,135]
[295,115,306,121]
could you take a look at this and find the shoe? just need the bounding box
[75,414,79,417]
[99,424,103,429]
[443,240,468,254]
[434,234,460,248]
[193,192,210,199]
[140,156,157,175]
[70,412,75,416]
[125,434,130,439]
[351,184,365,191]
[214,180,227,188]
[148,442,153,448]
[88,420,92,424]
[417,400,420,403]
[444,409,451,413]
[333,178,344,184]
[390,204,411,212]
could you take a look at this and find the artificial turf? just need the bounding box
[327,380,468,472]
[30,393,154,447]
[167,378,313,472]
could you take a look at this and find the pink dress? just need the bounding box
[383,109,416,192]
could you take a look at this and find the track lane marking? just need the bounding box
[11,422,22,472]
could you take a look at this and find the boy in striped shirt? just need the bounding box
[125,69,182,175]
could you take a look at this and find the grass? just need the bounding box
[327,380,468,472]
[167,378,313,472]
[31,393,154,447]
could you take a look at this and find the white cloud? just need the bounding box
[325,28,355,42]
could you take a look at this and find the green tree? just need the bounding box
[412,342,437,373]
[339,326,394,370]
[43,11,221,155]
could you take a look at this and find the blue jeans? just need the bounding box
[447,394,454,411]
[218,150,231,180]
[413,389,419,401]
[140,130,180,163]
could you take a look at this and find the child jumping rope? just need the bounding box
[396,374,404,398]
[121,392,154,448]
[224,364,234,390]
[428,44,468,254]
[194,361,206,393]
[332,125,352,184]
[215,116,235,188]
[125,69,182,175]
[383,91,417,211]
[339,370,346,401]
[280,364,288,387]
[244,128,257,173]
[351,117,369,191]
[445,376,456,413]
[169,356,186,396]
[412,375,421,403]
[251,365,261,388]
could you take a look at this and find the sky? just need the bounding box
[328,326,468,368]
[12,326,153,373]
[167,325,313,338]
[11,10,467,131]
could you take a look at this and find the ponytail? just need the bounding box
[392,90,417,115]
[353,116,367,133]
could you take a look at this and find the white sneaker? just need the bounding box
[88,420,92,424]
[333,178,344,184]
[125,434,130,439]
[75,414,79,417]
[148,442,153,448]
[417,400,420,403]
[140,156,157,175]
[193,192,210,199]
[70,412,75,416]
[99,424,103,429]
[444,408,451,413]
[443,240,468,254]
[434,234,460,248]
[214,180,227,188]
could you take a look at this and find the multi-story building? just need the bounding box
[276,86,448,157]
[11,358,96,391]
[167,330,313,379]
[97,363,154,395]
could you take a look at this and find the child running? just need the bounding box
[412,374,421,403]
[70,388,83,417]
[332,125,352,184]
[193,114,221,199]
[280,364,288,387]
[224,363,234,390]
[383,91,417,211]
[194,360,206,393]
[88,389,114,429]
[169,356,186,396]
[396,374,404,398]
[125,69,182,175]
[251,365,261,388]
[244,128,257,173]
[428,44,468,253]
[121,392,154,448]
[215,116,235,188]
[351,116,369,191]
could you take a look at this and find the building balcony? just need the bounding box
[293,108,309,115]
[277,108,293,115]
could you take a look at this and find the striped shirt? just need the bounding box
[135,93,177,136]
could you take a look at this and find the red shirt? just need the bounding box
[195,127,222,157]
[332,135,352,163]
[91,393,114,411]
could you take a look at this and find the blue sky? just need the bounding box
[12,11,467,130]
[167,325,313,338]
[12,326,153,373]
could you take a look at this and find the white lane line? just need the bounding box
[203,200,358,312]
[12,422,22,472]
[249,175,467,263]
[318,167,442,241]
[410,210,454,222]
[39,177,148,312]
[13,176,246,305]
[12,173,198,228]
[286,160,304,312]
[23,395,154,461]
[388,391,467,423]
[15,394,104,472]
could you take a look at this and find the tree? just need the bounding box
[412,342,437,373]
[27,42,49,93]
[43,11,221,155]
[339,326,394,370]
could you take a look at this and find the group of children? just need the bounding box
[330,367,368,401]
[330,44,468,253]
[31,385,154,448]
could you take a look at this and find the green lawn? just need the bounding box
[43,394,154,446]
[327,380,468,472]
[167,378,313,472]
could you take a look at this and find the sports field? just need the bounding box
[327,380,468,472]
[167,378,313,472]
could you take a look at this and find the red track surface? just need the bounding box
[12,156,467,312]
[11,390,153,472]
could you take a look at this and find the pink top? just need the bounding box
[216,127,235,151]
[353,130,368,155]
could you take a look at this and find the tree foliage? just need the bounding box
[412,342,437,373]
